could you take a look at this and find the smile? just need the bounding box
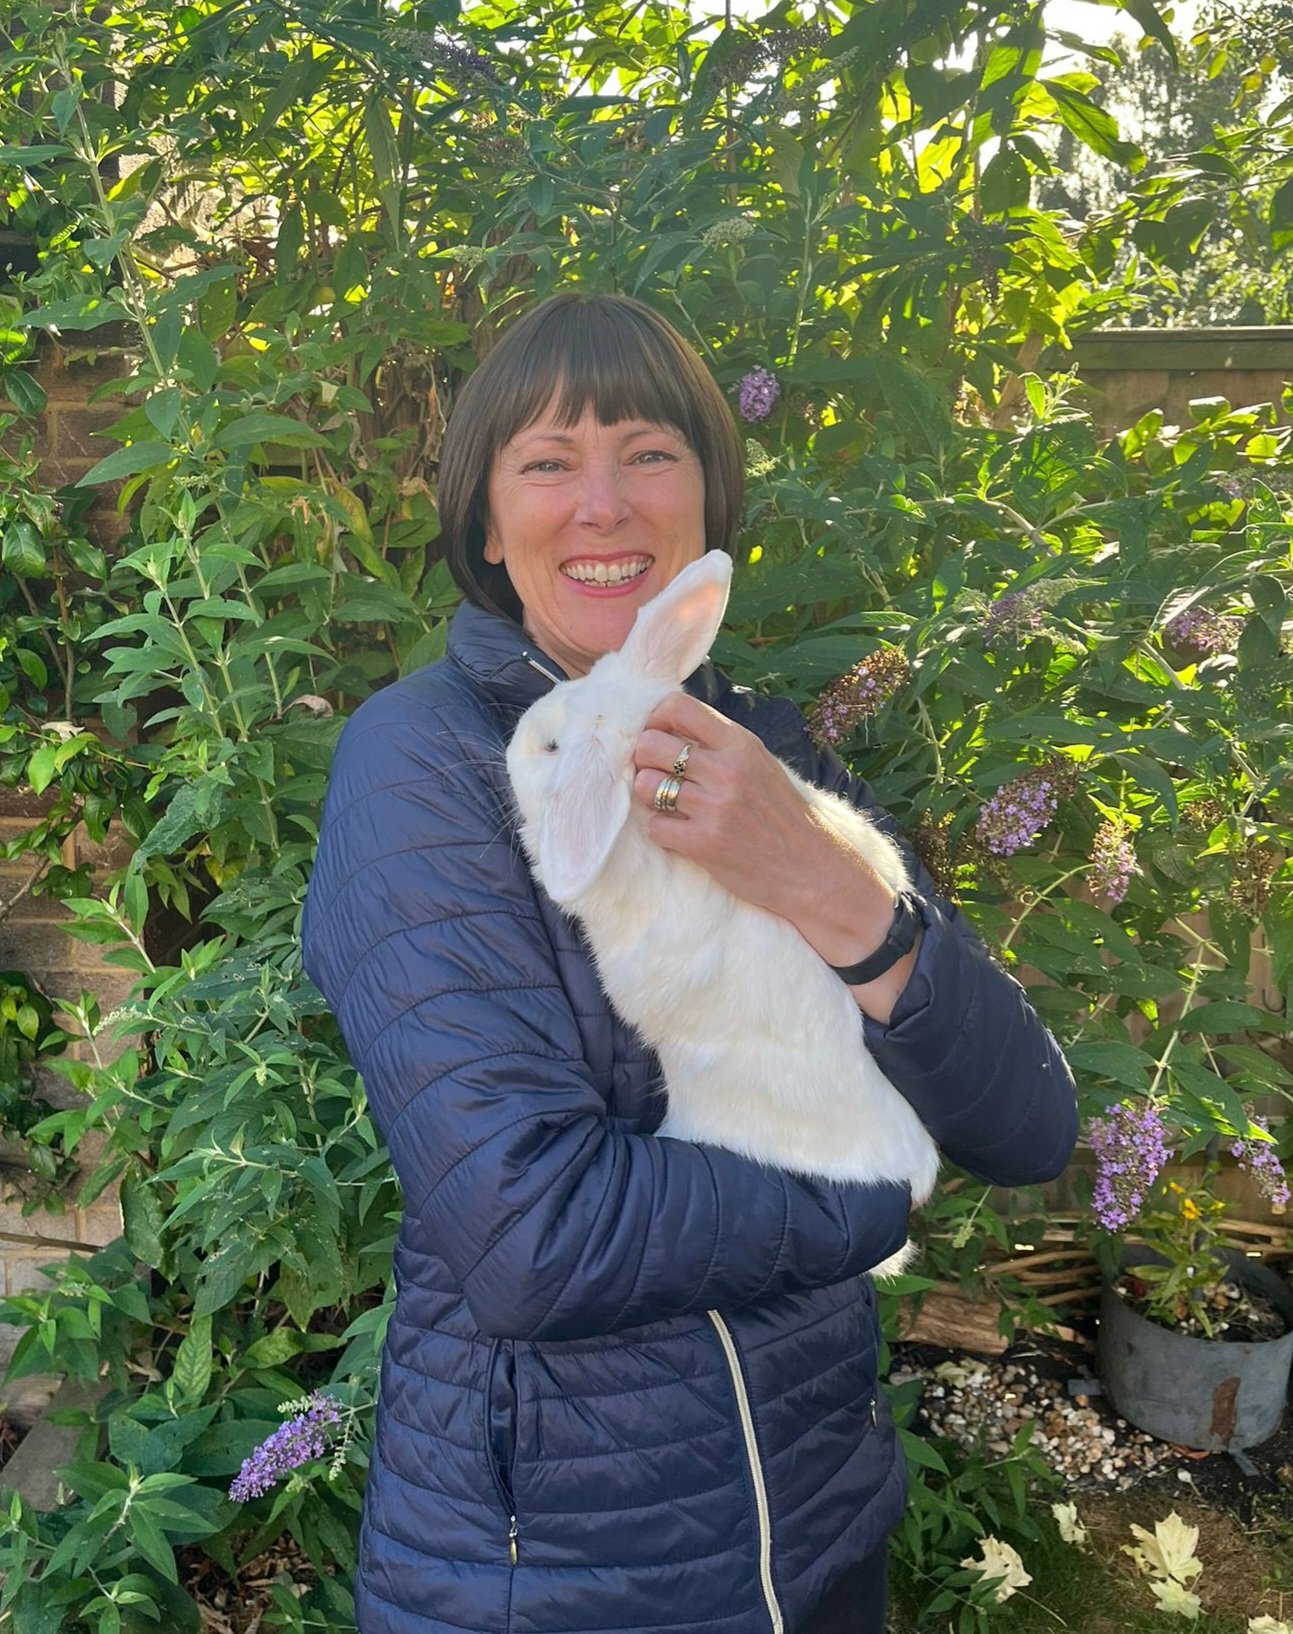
[559,556,652,586]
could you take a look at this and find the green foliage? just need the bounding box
[1036,0,1293,323]
[0,0,1288,1628]
[0,968,73,1190]
[887,1366,1056,1631]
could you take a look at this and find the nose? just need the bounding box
[574,458,630,530]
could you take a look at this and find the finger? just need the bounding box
[634,766,694,817]
[643,691,733,747]
[634,729,705,778]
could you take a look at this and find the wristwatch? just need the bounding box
[827,890,923,985]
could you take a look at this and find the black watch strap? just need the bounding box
[827,890,923,985]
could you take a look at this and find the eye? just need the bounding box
[542,738,559,754]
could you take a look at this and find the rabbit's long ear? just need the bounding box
[620,552,732,686]
[537,734,632,904]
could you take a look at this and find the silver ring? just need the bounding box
[671,741,693,780]
[653,774,684,814]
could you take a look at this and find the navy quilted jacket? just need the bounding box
[300,597,1078,1634]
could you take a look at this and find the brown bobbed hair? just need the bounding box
[436,292,745,622]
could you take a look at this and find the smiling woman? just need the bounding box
[300,290,1077,1634]
[482,407,708,676]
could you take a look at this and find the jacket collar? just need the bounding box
[447,598,724,711]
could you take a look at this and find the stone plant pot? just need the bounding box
[1097,1245,1293,1452]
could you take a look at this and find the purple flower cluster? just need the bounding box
[983,588,1045,646]
[1089,1101,1173,1231]
[229,1392,341,1503]
[738,367,779,423]
[807,649,910,745]
[1231,1117,1291,1208]
[391,27,501,87]
[976,767,1061,857]
[1164,607,1243,656]
[1089,819,1140,906]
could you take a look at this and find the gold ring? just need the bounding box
[653,774,683,814]
[671,741,693,779]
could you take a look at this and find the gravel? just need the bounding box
[892,1355,1184,1489]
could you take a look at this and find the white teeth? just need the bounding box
[562,558,650,585]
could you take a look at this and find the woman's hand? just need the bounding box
[632,693,920,1022]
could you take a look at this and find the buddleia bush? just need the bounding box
[0,0,1288,1629]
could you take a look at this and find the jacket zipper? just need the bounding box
[707,1310,784,1634]
[483,1337,520,1564]
[522,651,564,686]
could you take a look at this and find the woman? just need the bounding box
[301,292,1077,1634]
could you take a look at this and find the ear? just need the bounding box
[619,552,732,686]
[536,735,632,903]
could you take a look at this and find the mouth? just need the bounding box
[559,554,653,591]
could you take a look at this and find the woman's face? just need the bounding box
[483,397,707,678]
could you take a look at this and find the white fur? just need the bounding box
[505,554,939,1278]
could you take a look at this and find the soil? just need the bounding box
[1115,1273,1290,1343]
[177,1532,327,1634]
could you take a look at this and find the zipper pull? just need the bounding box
[508,1513,519,1565]
[869,1396,878,1426]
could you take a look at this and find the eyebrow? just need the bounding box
[511,423,682,450]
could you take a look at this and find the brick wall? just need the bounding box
[1,332,139,1423]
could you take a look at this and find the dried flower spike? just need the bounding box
[1164,606,1243,657]
[975,759,1078,857]
[1089,818,1140,906]
[807,649,910,746]
[983,586,1045,646]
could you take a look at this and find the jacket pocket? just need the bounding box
[483,1337,521,1564]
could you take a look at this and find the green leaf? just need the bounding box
[897,1427,949,1474]
[0,143,73,163]
[127,1504,178,1582]
[193,1236,259,1316]
[1043,78,1140,165]
[170,1314,213,1406]
[20,294,131,332]
[3,519,46,577]
[1175,1000,1285,1035]
[1066,1040,1153,1089]
[121,1167,166,1269]
[1272,176,1293,254]
[16,645,47,687]
[26,743,58,794]
[75,441,174,487]
[3,368,46,416]
[59,1460,132,1501]
[213,413,328,450]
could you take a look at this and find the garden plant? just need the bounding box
[0,0,1289,1630]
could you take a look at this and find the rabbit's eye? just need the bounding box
[542,738,559,754]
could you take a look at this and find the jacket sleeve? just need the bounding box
[801,733,1078,1187]
[300,695,912,1343]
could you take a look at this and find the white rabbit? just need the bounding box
[505,552,940,1267]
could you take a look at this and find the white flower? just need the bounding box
[1150,1578,1201,1620]
[961,1537,1032,1603]
[1248,1619,1293,1633]
[1051,1501,1088,1550]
